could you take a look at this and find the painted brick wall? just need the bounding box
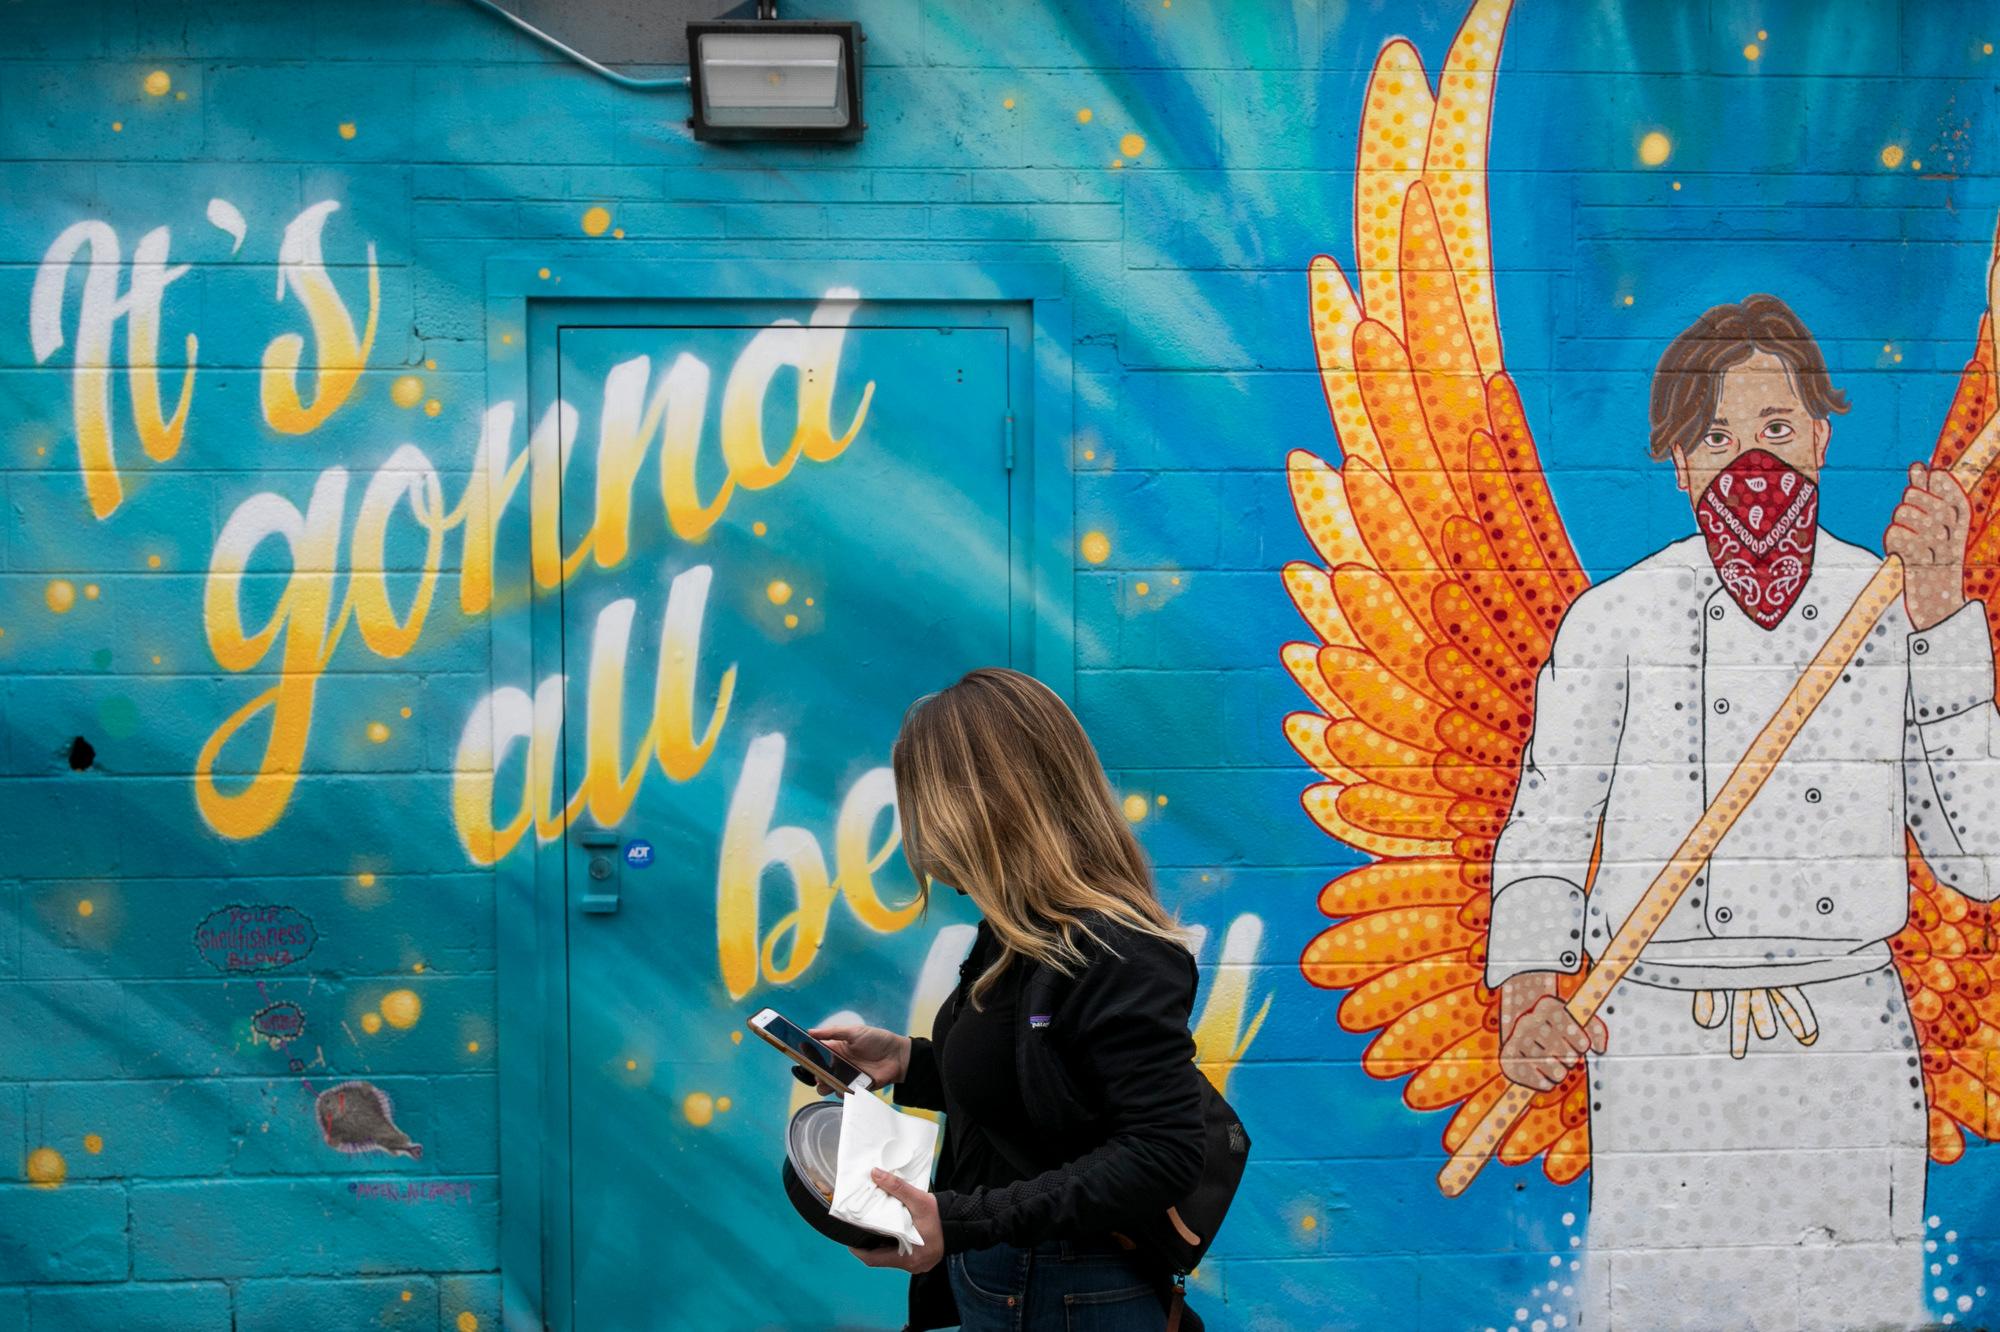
[5,0,2000,1329]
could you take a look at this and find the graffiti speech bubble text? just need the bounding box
[192,903,317,973]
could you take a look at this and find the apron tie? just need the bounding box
[1690,985,1820,1059]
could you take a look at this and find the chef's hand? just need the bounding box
[1499,972,1607,1092]
[789,1025,911,1091]
[1886,462,1971,631]
[847,1170,945,1273]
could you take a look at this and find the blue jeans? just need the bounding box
[947,1237,1167,1331]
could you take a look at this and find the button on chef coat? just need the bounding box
[1487,532,2000,985]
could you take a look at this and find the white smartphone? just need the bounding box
[747,1008,874,1095]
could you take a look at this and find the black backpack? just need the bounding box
[979,1061,1244,1332]
[992,938,1252,1278]
[1122,1075,1251,1273]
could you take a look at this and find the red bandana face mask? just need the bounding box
[1694,447,1818,630]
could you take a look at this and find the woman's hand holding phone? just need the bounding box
[790,1024,910,1089]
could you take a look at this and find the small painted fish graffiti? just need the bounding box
[315,1080,423,1159]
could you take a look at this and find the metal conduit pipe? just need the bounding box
[458,0,694,91]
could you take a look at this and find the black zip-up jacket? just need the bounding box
[892,915,1206,1331]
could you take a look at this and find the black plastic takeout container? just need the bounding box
[781,1097,895,1250]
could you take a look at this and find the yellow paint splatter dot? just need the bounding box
[581,206,612,236]
[379,989,422,1030]
[457,1315,479,1332]
[83,584,99,601]
[1077,107,1093,124]
[467,1041,480,1053]
[35,445,46,457]
[730,1030,743,1045]
[1200,873,1211,882]
[1742,43,1759,60]
[1671,180,1682,191]
[767,580,794,605]
[501,332,514,345]
[1082,449,1096,461]
[717,1097,732,1113]
[357,872,377,888]
[424,358,438,371]
[83,1134,102,1155]
[338,122,357,140]
[45,581,76,614]
[76,900,93,917]
[111,121,123,133]
[783,613,799,629]
[1301,1214,1318,1230]
[1135,581,1151,596]
[1987,43,1995,56]
[401,1291,413,1303]
[1170,576,1181,586]
[1110,158,1125,170]
[625,1058,638,1071]
[537,267,551,280]
[1623,294,1635,306]
[360,1012,384,1035]
[804,597,815,607]
[1003,97,1016,110]
[390,375,424,408]
[424,398,442,417]
[1757,29,1768,41]
[1080,531,1111,564]
[367,721,391,743]
[1122,794,1149,822]
[1893,352,1903,362]
[26,1148,66,1187]
[147,553,162,569]
[1911,159,1922,171]
[175,91,186,101]
[1156,794,1168,807]
[752,521,768,536]
[143,70,171,96]
[1120,133,1146,157]
[684,1092,716,1127]
[1881,144,1905,168]
[151,655,161,665]
[611,228,624,239]
[412,962,425,974]
[1638,131,1671,166]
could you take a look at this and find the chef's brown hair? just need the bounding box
[892,667,1184,1005]
[1648,293,1849,461]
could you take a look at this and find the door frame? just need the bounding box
[480,260,1072,1330]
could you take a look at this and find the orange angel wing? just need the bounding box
[1286,0,1597,1185]
[1903,246,2000,1164]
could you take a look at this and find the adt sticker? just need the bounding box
[623,839,655,869]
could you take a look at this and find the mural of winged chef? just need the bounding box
[1285,1,2000,1327]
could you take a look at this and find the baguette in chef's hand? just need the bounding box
[1498,972,1608,1092]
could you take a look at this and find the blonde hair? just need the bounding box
[892,667,1185,1005]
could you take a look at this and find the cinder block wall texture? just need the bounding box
[5,0,2000,1329]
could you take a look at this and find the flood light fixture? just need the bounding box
[686,20,864,142]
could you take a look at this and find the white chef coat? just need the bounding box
[1489,531,2000,986]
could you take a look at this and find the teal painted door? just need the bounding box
[546,302,1020,1330]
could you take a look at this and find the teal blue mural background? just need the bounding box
[3,1,2000,1328]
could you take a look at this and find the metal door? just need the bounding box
[538,299,1021,1330]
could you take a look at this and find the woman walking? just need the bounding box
[816,668,1207,1331]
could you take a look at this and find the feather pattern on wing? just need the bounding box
[1290,0,1599,1185]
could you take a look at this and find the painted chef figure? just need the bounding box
[1488,294,2000,1331]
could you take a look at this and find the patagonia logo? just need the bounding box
[1028,1014,1051,1030]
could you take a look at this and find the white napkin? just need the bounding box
[829,1089,939,1255]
